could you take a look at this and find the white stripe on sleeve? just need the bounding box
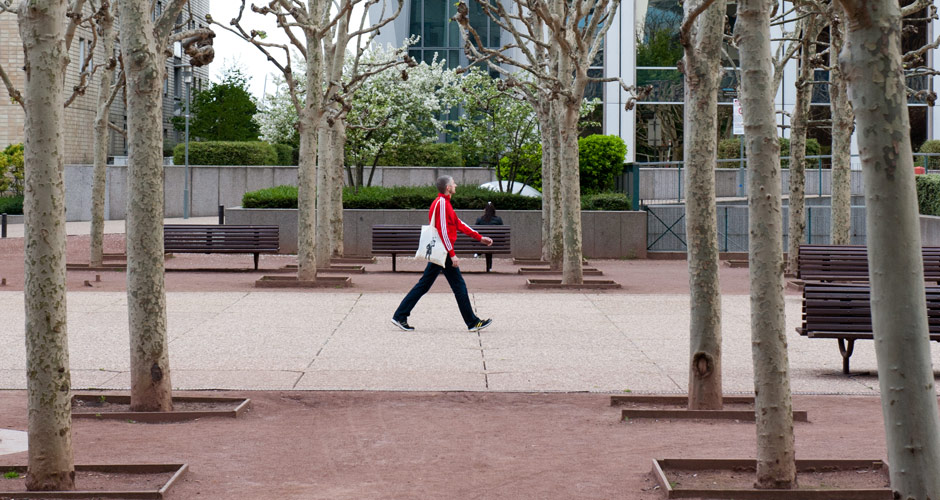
[439,198,452,251]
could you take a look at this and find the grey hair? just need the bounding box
[436,175,454,194]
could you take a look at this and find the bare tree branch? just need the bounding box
[0,62,23,108]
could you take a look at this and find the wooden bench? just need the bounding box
[797,282,940,374]
[797,244,940,282]
[371,225,511,272]
[164,225,279,270]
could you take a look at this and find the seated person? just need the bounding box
[475,202,503,226]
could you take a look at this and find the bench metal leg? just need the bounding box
[253,253,259,270]
[838,338,856,374]
[485,254,492,272]
[392,254,396,272]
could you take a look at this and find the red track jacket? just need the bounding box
[430,194,482,258]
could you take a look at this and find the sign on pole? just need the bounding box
[732,98,744,135]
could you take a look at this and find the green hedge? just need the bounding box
[242,185,631,211]
[173,141,277,166]
[378,143,464,167]
[273,143,295,166]
[581,192,631,211]
[918,140,940,169]
[0,195,24,215]
[917,174,940,216]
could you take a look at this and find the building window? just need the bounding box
[78,38,88,72]
[407,0,499,69]
[174,66,181,98]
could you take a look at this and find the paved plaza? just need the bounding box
[0,289,914,395]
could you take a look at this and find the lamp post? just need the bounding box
[182,68,192,219]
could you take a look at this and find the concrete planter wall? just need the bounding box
[225,207,648,260]
[63,164,496,222]
[920,215,940,246]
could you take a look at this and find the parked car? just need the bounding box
[479,180,542,198]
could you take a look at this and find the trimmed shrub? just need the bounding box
[174,141,277,166]
[242,185,298,209]
[242,185,629,211]
[0,143,24,196]
[581,192,631,211]
[0,195,24,215]
[379,143,464,167]
[578,135,627,194]
[917,174,940,216]
[273,143,295,166]
[918,140,940,169]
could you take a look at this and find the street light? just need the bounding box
[173,63,193,219]
[183,68,192,219]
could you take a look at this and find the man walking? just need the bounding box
[391,176,494,332]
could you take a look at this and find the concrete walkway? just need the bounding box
[0,290,915,395]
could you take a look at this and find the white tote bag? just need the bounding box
[415,202,448,267]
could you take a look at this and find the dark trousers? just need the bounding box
[393,256,479,328]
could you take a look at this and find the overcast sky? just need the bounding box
[209,3,291,102]
[209,3,370,103]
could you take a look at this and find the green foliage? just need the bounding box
[636,28,683,67]
[717,138,742,160]
[578,135,627,194]
[917,174,940,216]
[172,66,260,141]
[456,68,539,171]
[0,195,24,215]
[3,471,20,479]
[273,143,295,166]
[581,192,632,211]
[0,143,24,196]
[918,140,940,169]
[242,185,299,209]
[174,141,277,166]
[497,142,542,190]
[379,143,464,167]
[242,185,632,211]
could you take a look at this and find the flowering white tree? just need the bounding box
[212,0,408,275]
[345,49,459,190]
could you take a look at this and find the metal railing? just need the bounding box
[620,153,940,207]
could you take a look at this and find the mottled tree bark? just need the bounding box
[296,17,325,282]
[119,0,174,411]
[829,5,853,245]
[837,1,940,497]
[786,16,818,275]
[736,0,797,488]
[330,120,346,257]
[547,100,564,271]
[681,0,726,411]
[18,0,75,490]
[90,2,116,267]
[315,125,333,266]
[558,99,584,285]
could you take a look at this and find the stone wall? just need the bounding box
[226,208,648,260]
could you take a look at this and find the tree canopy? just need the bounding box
[174,65,259,141]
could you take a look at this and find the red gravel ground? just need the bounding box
[0,234,882,499]
[0,392,890,499]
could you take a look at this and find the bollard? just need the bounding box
[95,274,101,283]
[1,213,6,238]
[218,205,224,225]
[1,278,5,286]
